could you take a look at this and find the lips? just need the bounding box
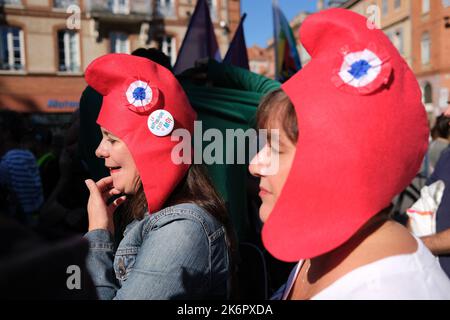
[259,186,271,197]
[108,166,122,174]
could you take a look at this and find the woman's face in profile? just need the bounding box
[249,117,297,223]
[95,127,140,194]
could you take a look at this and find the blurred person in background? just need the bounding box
[427,114,450,175]
[35,127,60,201]
[0,111,43,226]
[37,110,90,240]
[421,102,450,279]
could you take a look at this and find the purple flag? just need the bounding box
[173,0,221,74]
[224,13,249,70]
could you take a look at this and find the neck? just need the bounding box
[308,208,391,280]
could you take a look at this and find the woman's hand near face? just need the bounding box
[85,176,126,235]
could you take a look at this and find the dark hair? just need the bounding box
[256,89,298,143]
[131,48,173,73]
[123,165,230,226]
[431,114,450,140]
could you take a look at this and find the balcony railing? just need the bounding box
[86,0,152,17]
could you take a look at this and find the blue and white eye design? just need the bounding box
[338,49,382,88]
[126,80,153,107]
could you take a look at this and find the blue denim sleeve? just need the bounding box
[84,229,119,300]
[113,218,210,300]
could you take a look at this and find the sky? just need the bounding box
[240,0,319,48]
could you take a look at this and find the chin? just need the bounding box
[259,205,273,224]
[123,184,138,195]
[111,181,124,193]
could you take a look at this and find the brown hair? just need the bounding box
[256,88,298,143]
[123,164,231,233]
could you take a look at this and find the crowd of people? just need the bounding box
[1,8,450,300]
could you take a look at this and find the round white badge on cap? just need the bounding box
[147,109,174,137]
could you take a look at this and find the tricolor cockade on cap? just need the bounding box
[332,43,392,95]
[85,54,196,213]
[126,80,159,112]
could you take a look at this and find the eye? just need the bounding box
[269,141,281,153]
[107,138,117,144]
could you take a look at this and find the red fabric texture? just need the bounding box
[262,9,429,262]
[85,54,196,213]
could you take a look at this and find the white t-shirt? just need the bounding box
[280,237,450,300]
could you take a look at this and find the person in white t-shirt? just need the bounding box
[249,9,450,300]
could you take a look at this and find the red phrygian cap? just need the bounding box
[85,54,196,213]
[262,9,429,262]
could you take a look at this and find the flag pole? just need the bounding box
[272,0,280,80]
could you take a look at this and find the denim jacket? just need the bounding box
[84,203,230,300]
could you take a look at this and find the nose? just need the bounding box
[249,144,270,178]
[95,139,109,159]
[249,156,262,178]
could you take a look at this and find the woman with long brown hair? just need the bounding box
[83,53,234,299]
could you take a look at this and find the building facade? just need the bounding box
[247,44,271,77]
[290,10,311,67]
[341,0,413,67]
[341,0,450,118]
[0,0,240,114]
[411,0,450,116]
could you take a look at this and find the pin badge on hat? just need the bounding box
[332,43,392,95]
[126,80,161,114]
[339,49,382,87]
[148,109,174,137]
